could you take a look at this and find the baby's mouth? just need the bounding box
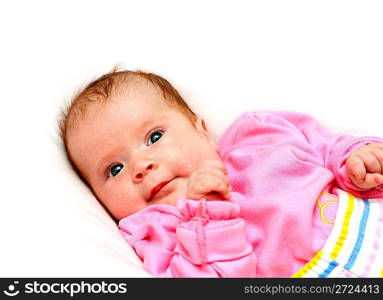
[149,180,173,201]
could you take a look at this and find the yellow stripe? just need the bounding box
[292,251,324,278]
[380,269,383,278]
[329,193,355,260]
[292,192,356,278]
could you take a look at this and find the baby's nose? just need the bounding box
[133,161,157,182]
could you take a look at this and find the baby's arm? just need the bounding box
[253,111,383,198]
[119,198,257,277]
[170,198,257,277]
[218,111,383,198]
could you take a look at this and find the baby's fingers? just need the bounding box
[346,155,366,182]
[362,173,383,188]
[187,175,231,200]
[360,151,382,174]
[370,147,383,174]
[201,177,231,200]
[214,181,232,200]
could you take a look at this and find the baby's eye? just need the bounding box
[108,164,124,177]
[147,130,164,146]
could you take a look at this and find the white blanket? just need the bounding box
[1,0,382,276]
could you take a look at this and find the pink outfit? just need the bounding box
[119,111,383,277]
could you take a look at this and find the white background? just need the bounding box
[0,0,382,276]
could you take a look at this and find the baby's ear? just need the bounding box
[194,117,219,152]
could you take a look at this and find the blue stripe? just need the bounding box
[344,200,370,270]
[319,260,338,278]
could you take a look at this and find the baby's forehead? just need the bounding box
[116,77,163,99]
[75,81,162,119]
[80,95,169,130]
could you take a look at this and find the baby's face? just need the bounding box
[68,85,221,220]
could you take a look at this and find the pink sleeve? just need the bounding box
[264,111,383,198]
[219,111,383,198]
[118,198,257,277]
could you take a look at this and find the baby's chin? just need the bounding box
[149,191,185,208]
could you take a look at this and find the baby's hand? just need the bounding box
[346,142,383,188]
[187,160,232,201]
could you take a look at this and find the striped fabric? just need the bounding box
[292,189,383,278]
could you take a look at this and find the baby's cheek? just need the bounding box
[175,148,206,173]
[165,137,219,175]
[100,182,128,207]
[110,187,145,218]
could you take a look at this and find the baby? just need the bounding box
[59,68,383,278]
